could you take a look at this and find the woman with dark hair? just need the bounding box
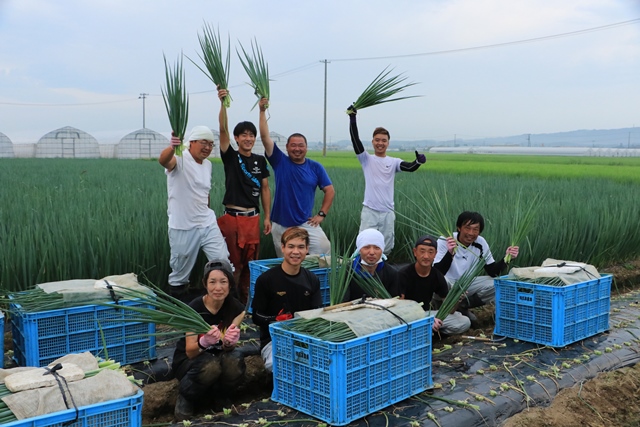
[171,259,246,421]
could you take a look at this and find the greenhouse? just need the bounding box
[35,126,100,158]
[0,132,15,158]
[117,128,168,159]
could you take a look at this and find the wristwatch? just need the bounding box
[318,210,326,218]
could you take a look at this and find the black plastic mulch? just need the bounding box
[140,290,640,427]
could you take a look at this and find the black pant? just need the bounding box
[173,350,246,402]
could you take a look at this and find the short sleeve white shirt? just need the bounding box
[357,152,403,212]
[165,150,217,230]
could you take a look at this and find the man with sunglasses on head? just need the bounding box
[159,126,231,301]
[216,88,272,305]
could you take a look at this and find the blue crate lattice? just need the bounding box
[270,315,433,425]
[10,298,156,367]
[493,273,611,347]
[3,390,143,427]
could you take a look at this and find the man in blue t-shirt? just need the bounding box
[258,98,334,256]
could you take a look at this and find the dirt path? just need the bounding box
[503,362,640,427]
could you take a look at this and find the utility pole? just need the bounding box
[321,60,330,157]
[139,93,148,129]
[527,134,531,147]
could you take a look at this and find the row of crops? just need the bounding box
[1,156,639,293]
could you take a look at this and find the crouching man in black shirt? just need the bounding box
[251,227,323,372]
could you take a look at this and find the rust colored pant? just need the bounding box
[217,213,260,304]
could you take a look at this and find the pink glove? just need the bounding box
[445,237,457,254]
[223,324,240,347]
[506,246,519,259]
[198,326,221,348]
[170,136,182,148]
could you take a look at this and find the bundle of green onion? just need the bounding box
[0,288,67,312]
[161,53,189,156]
[436,256,487,321]
[190,23,232,108]
[511,275,566,287]
[505,190,544,263]
[94,283,212,338]
[397,187,457,242]
[279,317,356,342]
[237,38,270,110]
[346,66,419,114]
[328,239,356,305]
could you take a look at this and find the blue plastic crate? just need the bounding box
[10,298,156,367]
[248,258,331,313]
[3,390,143,427]
[270,315,433,425]
[494,273,612,347]
[1,311,4,368]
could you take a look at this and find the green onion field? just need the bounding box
[1,153,639,293]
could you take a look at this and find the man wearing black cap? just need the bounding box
[398,235,470,335]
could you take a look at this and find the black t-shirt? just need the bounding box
[398,264,449,311]
[251,265,322,347]
[221,145,270,210]
[343,261,400,302]
[172,295,244,369]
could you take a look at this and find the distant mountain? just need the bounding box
[316,127,639,151]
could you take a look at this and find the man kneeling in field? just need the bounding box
[251,227,323,372]
[399,235,470,335]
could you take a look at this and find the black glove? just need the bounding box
[415,150,426,164]
[347,104,357,115]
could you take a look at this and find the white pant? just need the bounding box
[445,275,495,305]
[426,310,470,335]
[261,341,273,373]
[271,222,331,257]
[359,206,395,255]
[168,224,230,286]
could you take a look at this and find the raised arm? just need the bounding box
[218,88,231,154]
[158,135,181,171]
[347,106,365,155]
[260,177,272,235]
[400,150,426,172]
[258,98,274,157]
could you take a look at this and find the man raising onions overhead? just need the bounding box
[158,127,231,301]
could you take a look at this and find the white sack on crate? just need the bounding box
[509,258,601,286]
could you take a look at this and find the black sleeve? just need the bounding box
[484,259,507,277]
[400,160,420,172]
[434,251,454,275]
[434,270,450,299]
[349,115,365,155]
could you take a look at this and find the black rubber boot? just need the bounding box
[459,294,485,327]
[174,394,194,422]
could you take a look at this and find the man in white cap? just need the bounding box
[159,126,230,300]
[343,228,400,301]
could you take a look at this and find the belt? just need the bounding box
[225,209,258,217]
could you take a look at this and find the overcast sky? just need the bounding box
[1,0,639,144]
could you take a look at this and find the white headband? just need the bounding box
[188,126,215,142]
[356,228,385,254]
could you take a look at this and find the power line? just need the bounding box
[328,18,640,62]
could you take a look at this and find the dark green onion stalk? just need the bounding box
[436,256,487,321]
[347,66,419,114]
[189,23,232,108]
[237,38,270,110]
[161,53,189,156]
[505,190,544,263]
